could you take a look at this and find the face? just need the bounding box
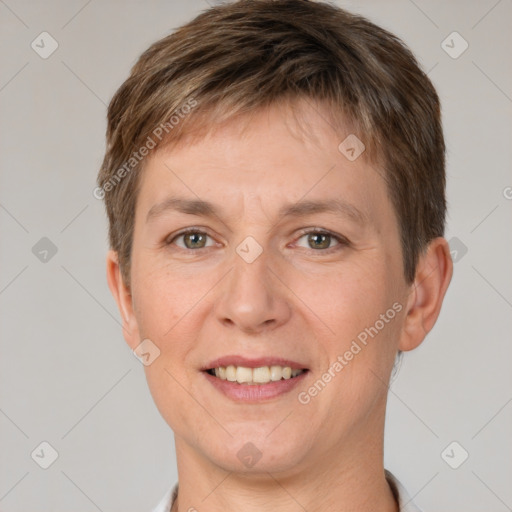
[115,100,414,475]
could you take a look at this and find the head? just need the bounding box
[99,0,452,475]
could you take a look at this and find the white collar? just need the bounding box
[385,469,423,511]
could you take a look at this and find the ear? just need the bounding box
[106,250,140,350]
[399,237,453,351]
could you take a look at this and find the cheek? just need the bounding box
[307,267,403,424]
[143,360,200,437]
[134,264,209,431]
[294,256,403,400]
[292,259,396,341]
[131,259,206,340]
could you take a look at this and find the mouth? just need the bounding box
[204,365,308,385]
[200,356,310,401]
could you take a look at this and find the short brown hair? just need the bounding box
[97,0,446,288]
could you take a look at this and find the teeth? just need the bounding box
[226,365,237,382]
[209,365,305,384]
[236,366,253,383]
[253,366,270,383]
[270,365,283,381]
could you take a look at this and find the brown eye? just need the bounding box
[295,229,347,253]
[168,230,214,250]
[183,232,207,249]
[307,232,332,250]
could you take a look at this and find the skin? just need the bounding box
[106,99,453,512]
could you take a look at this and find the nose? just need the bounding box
[214,247,292,334]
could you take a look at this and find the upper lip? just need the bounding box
[202,356,308,371]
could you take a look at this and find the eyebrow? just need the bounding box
[146,196,368,226]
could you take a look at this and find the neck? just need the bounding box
[170,426,398,512]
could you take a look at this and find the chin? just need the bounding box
[203,428,311,474]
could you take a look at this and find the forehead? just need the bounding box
[135,101,393,231]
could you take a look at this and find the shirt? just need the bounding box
[151,470,421,511]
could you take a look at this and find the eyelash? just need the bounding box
[292,228,349,254]
[165,227,349,255]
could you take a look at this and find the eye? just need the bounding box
[166,229,216,250]
[294,229,348,253]
[164,227,348,254]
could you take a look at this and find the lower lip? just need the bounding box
[202,370,308,402]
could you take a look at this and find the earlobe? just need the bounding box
[105,250,140,349]
[399,237,453,352]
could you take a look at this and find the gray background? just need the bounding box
[1,0,511,511]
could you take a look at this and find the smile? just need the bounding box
[206,365,306,385]
[202,365,309,402]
